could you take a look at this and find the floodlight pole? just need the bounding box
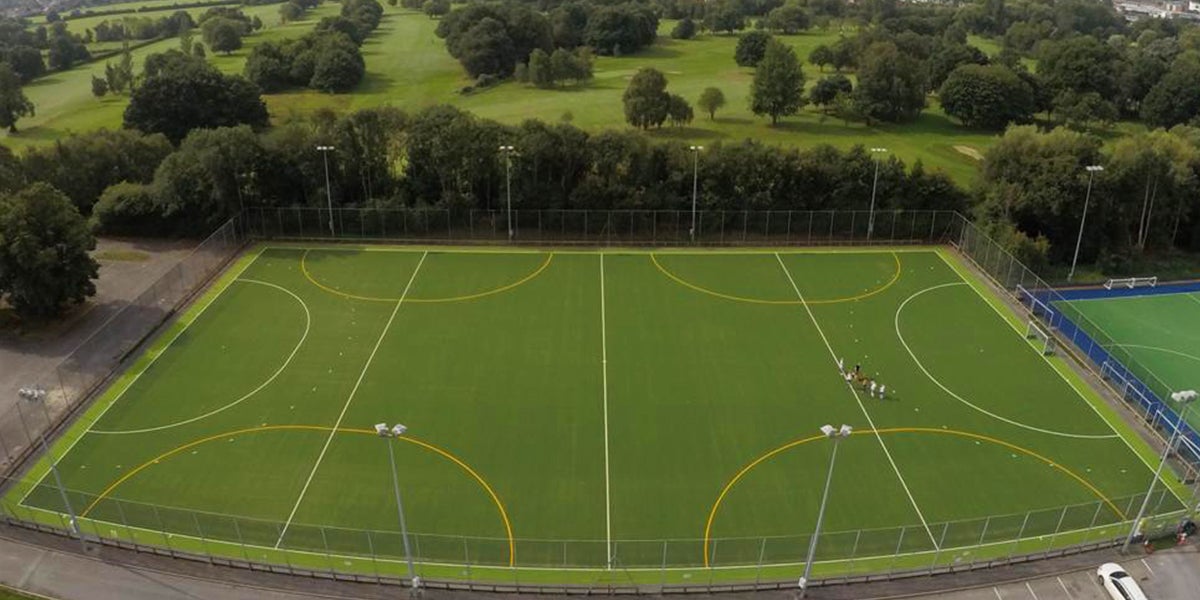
[689,145,703,243]
[799,424,852,598]
[1122,393,1195,553]
[867,148,887,240]
[500,145,516,241]
[317,146,336,238]
[18,387,85,553]
[377,423,419,592]
[1068,165,1103,282]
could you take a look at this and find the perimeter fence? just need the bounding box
[241,207,965,246]
[3,474,1189,592]
[0,217,248,480]
[0,209,1197,592]
[955,217,1200,475]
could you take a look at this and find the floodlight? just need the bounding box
[820,424,835,437]
[689,145,703,151]
[838,424,853,437]
[871,147,887,153]
[375,423,390,436]
[392,424,407,437]
[1085,165,1104,172]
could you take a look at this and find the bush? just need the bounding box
[671,17,696,40]
[92,182,162,236]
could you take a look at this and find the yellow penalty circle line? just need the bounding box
[701,426,1125,567]
[79,424,517,567]
[650,251,902,305]
[301,249,553,304]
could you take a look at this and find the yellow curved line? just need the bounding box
[301,250,553,304]
[80,425,516,567]
[702,427,1124,567]
[651,252,902,305]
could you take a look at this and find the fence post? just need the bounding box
[1049,506,1069,550]
[755,537,766,587]
[1008,512,1030,562]
[847,530,861,578]
[660,540,669,591]
[1082,500,1104,546]
[319,526,335,577]
[930,522,949,571]
[114,499,135,549]
[886,526,906,576]
[191,512,213,564]
[232,516,250,565]
[152,505,173,556]
[977,516,991,547]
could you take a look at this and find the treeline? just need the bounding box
[245,0,381,92]
[91,10,197,42]
[0,17,90,81]
[434,0,658,80]
[0,104,966,243]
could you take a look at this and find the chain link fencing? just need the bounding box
[0,210,1196,591]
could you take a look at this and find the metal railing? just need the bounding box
[955,216,1200,474]
[241,207,965,246]
[0,217,248,482]
[3,475,1189,592]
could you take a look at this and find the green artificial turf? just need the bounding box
[3,245,1186,585]
[1059,291,1200,434]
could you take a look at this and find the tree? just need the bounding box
[671,17,696,40]
[528,48,553,87]
[1141,55,1200,128]
[309,45,365,92]
[667,93,693,126]
[698,87,726,120]
[735,31,772,67]
[457,18,517,78]
[810,73,851,111]
[808,44,833,71]
[202,17,243,55]
[424,0,450,18]
[22,129,173,214]
[705,4,744,34]
[1038,35,1119,101]
[0,183,99,319]
[939,64,1034,130]
[623,67,671,129]
[1053,90,1118,130]
[852,42,927,123]
[0,145,23,194]
[279,1,304,23]
[0,62,34,133]
[750,39,805,125]
[926,42,987,91]
[765,4,809,34]
[584,4,658,55]
[124,63,268,143]
[91,75,109,97]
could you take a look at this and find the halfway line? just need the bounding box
[274,251,428,548]
[772,252,939,548]
[600,254,613,569]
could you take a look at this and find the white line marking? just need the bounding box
[91,279,312,435]
[894,282,1117,439]
[264,244,937,257]
[274,251,428,548]
[599,253,613,570]
[1025,581,1039,600]
[19,247,269,504]
[1140,557,1154,576]
[993,586,1004,600]
[936,251,1186,502]
[1057,576,1074,599]
[773,252,939,548]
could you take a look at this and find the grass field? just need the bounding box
[4,245,1188,584]
[5,6,1023,185]
[1059,290,1200,434]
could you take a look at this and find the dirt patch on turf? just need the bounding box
[954,145,984,161]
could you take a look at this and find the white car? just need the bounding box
[1097,562,1149,600]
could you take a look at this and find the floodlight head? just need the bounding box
[690,145,703,151]
[1172,390,1198,403]
[374,423,390,437]
[392,424,407,437]
[1086,165,1104,172]
[820,424,836,437]
[871,147,888,153]
[838,424,853,437]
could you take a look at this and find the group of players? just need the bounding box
[836,358,888,399]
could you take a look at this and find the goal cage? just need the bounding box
[1103,276,1158,290]
[1025,320,1056,355]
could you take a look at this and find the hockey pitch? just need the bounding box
[5,245,1188,584]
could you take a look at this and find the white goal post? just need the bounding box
[1025,320,1056,355]
[1104,276,1158,290]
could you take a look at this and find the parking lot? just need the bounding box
[924,547,1200,600]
